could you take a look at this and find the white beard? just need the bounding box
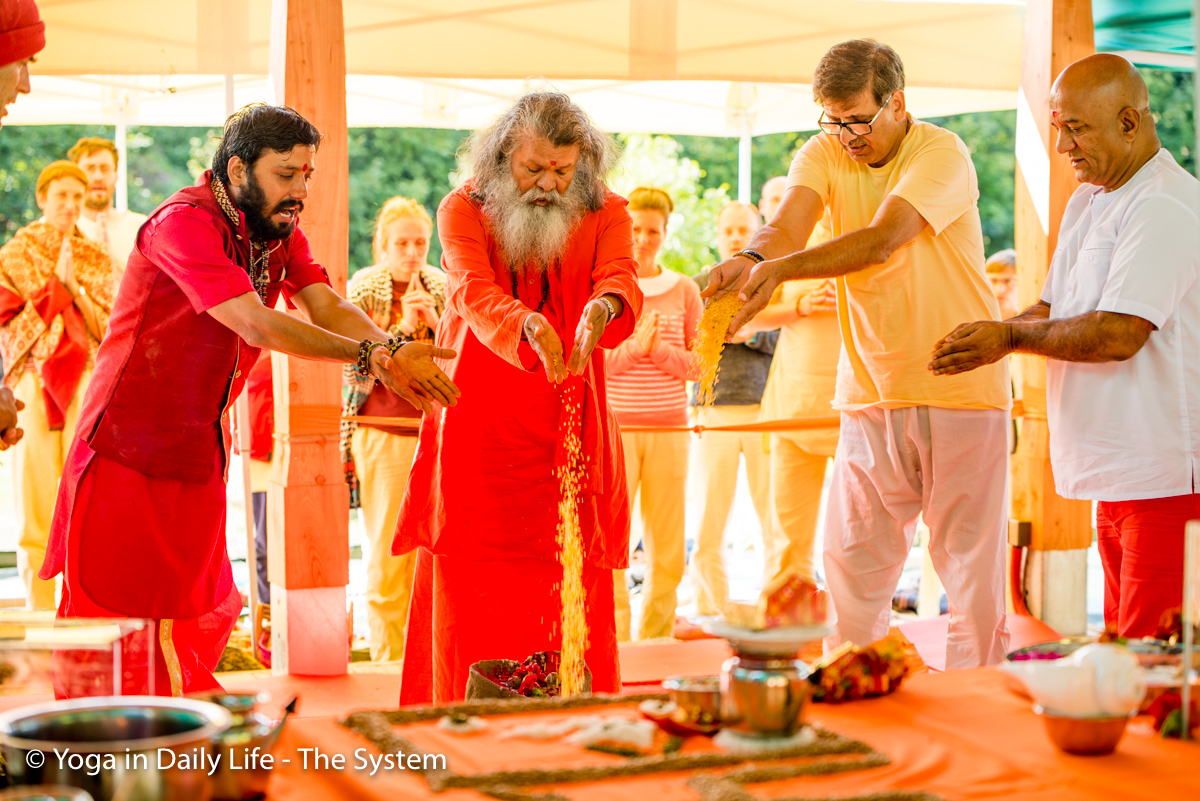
[483,177,585,271]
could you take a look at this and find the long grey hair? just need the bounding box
[460,92,621,269]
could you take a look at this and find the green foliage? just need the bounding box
[347,127,468,275]
[925,111,1017,255]
[1143,67,1195,174]
[610,134,730,276]
[0,123,112,238]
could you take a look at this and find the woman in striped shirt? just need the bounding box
[608,187,702,641]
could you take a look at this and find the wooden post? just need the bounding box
[265,0,350,676]
[1011,0,1094,635]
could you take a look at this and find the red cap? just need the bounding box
[0,0,45,68]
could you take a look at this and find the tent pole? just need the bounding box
[115,106,127,213]
[738,131,751,203]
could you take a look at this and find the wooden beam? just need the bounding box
[266,0,350,677]
[1012,0,1094,553]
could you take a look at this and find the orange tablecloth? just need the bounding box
[262,667,1198,801]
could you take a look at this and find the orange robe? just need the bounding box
[394,182,642,703]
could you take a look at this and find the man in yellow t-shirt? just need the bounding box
[704,39,1011,669]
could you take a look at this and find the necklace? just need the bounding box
[211,177,274,304]
[511,267,551,314]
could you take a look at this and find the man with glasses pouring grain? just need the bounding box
[703,40,1011,668]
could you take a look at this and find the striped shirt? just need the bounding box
[606,269,702,427]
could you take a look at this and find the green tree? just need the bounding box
[0,124,112,237]
[611,134,731,276]
[347,127,469,276]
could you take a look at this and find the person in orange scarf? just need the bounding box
[0,0,47,452]
[0,160,115,609]
[395,92,642,703]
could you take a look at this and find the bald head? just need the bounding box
[759,176,788,222]
[716,202,761,260]
[1050,54,1159,191]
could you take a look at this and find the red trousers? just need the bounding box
[399,548,620,704]
[1096,493,1196,638]
[50,444,240,698]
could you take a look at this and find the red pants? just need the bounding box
[399,548,620,704]
[1096,494,1195,638]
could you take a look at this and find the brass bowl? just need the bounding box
[1034,705,1132,755]
[662,676,722,727]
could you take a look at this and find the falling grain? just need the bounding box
[556,397,589,697]
[692,292,743,407]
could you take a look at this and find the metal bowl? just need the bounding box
[0,787,94,801]
[662,676,721,726]
[0,696,232,801]
[720,655,812,737]
[1034,705,1132,756]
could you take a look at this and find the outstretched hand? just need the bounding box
[0,388,23,451]
[566,299,610,376]
[371,342,460,413]
[525,312,567,384]
[928,321,1012,376]
[725,260,781,338]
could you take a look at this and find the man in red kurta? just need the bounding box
[42,105,458,698]
[395,92,642,703]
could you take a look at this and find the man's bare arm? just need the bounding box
[928,306,1153,376]
[207,288,459,410]
[1011,311,1153,362]
[726,194,928,334]
[699,185,824,301]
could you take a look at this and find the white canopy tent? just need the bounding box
[14,0,1027,202]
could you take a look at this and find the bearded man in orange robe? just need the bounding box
[395,92,643,703]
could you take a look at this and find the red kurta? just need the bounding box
[395,182,642,703]
[41,174,329,697]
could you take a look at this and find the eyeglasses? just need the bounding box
[818,94,894,137]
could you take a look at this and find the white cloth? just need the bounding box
[1040,149,1200,502]
[822,405,1010,669]
[76,208,148,278]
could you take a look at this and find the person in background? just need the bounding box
[744,166,840,588]
[930,54,1200,639]
[0,161,115,609]
[690,201,777,618]
[607,187,701,641]
[0,0,46,450]
[68,137,149,283]
[985,249,1019,320]
[342,196,445,662]
[758,176,789,223]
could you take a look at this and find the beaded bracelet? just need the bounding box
[386,337,408,357]
[355,339,386,377]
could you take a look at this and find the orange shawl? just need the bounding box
[0,221,114,429]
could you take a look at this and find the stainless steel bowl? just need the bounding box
[0,787,94,800]
[190,691,284,801]
[0,696,232,801]
[720,655,811,737]
[662,676,722,726]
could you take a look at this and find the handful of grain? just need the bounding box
[692,292,744,407]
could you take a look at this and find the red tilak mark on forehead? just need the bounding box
[550,161,558,166]
[301,163,310,173]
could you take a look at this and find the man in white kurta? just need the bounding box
[931,54,1200,638]
[69,137,148,282]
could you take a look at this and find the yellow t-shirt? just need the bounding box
[787,119,1011,411]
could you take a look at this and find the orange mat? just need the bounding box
[262,667,1200,801]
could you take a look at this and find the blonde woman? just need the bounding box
[0,161,114,609]
[341,196,446,661]
[606,187,701,641]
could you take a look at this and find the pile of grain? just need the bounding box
[692,292,744,407]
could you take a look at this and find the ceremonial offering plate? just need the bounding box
[700,619,830,656]
[1006,637,1181,667]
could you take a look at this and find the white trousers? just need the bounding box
[823,405,1010,669]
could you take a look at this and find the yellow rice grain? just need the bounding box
[692,292,744,407]
[556,398,589,697]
